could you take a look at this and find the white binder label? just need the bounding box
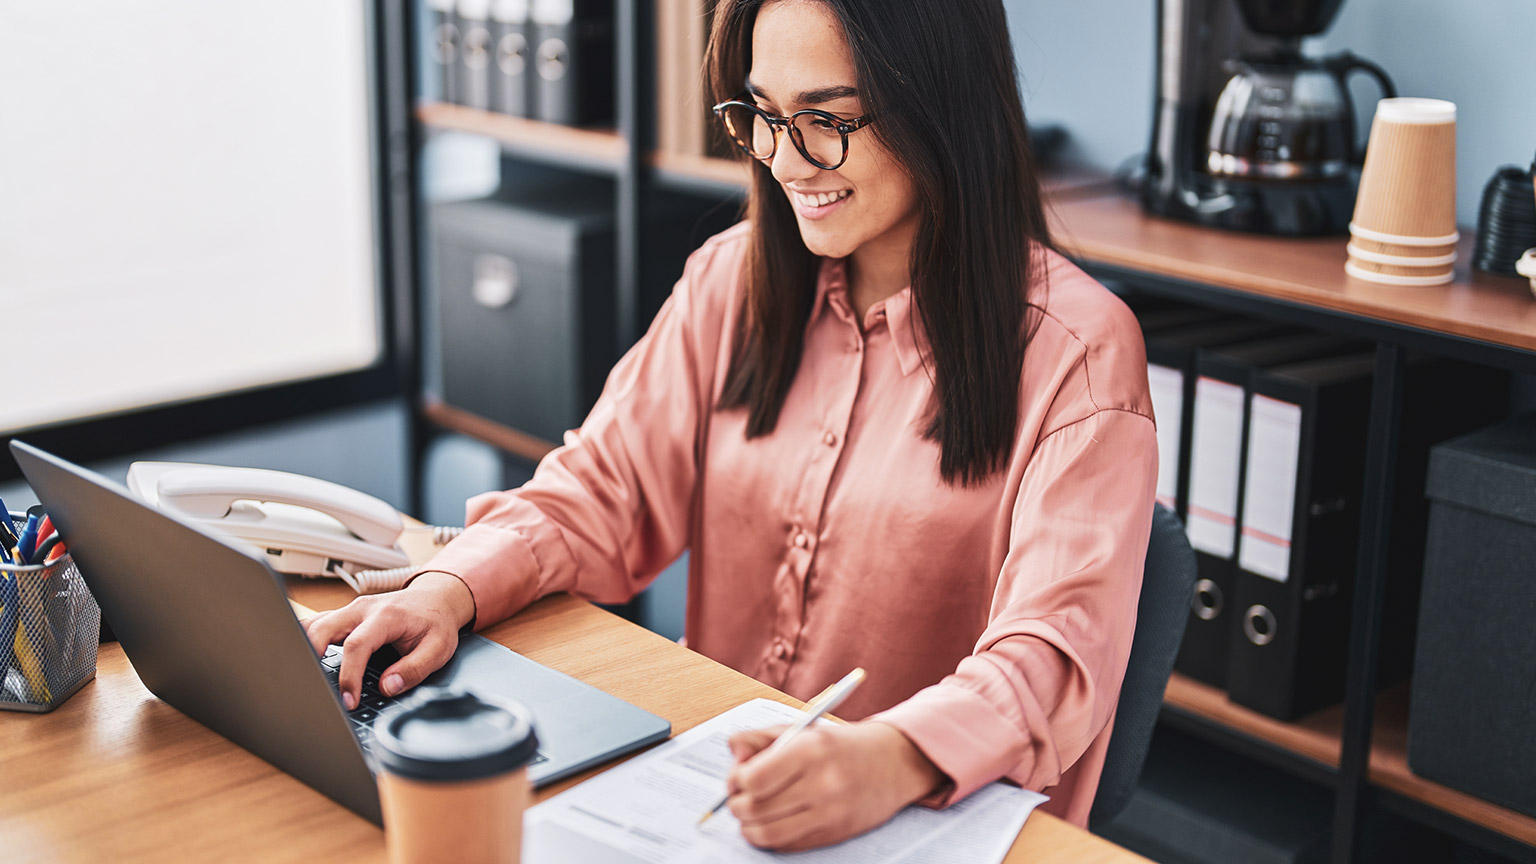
[1147,363,1184,511]
[1239,395,1303,583]
[1186,377,1244,558]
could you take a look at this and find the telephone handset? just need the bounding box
[125,462,460,593]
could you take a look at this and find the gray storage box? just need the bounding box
[433,184,728,444]
[1409,413,1536,817]
[434,189,618,444]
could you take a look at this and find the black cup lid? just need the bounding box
[373,687,539,781]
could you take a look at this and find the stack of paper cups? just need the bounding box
[1346,98,1459,286]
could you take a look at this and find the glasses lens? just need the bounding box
[721,104,776,160]
[790,113,846,168]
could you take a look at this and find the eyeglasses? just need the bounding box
[712,94,875,171]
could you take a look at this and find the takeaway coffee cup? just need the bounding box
[1351,97,1459,241]
[374,687,539,864]
[1347,98,1459,285]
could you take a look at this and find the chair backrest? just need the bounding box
[1089,503,1197,829]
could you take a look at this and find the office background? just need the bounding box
[4,2,1536,863]
[6,0,1530,644]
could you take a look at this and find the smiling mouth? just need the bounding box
[792,189,852,209]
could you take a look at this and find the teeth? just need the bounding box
[795,190,850,209]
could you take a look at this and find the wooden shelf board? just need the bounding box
[420,397,558,464]
[416,102,625,173]
[1163,672,1345,769]
[649,150,750,193]
[1164,674,1536,849]
[1047,192,1536,354]
[1368,683,1536,848]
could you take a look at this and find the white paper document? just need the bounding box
[524,698,1048,864]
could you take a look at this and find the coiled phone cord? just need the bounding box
[333,525,465,594]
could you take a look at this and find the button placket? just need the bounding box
[768,289,863,683]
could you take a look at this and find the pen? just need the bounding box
[698,667,867,826]
[15,513,40,566]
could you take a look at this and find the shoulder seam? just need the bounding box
[1030,305,1100,412]
[1038,406,1154,446]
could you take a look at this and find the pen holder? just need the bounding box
[0,515,101,712]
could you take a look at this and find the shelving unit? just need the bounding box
[409,3,1536,862]
[1046,192,1536,863]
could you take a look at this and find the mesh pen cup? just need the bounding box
[375,687,540,864]
[0,515,101,712]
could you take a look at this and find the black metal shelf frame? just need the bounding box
[1157,706,1341,790]
[1373,787,1536,864]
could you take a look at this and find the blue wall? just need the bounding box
[1008,0,1536,226]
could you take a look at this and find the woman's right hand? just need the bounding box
[300,571,477,709]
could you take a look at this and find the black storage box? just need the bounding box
[1409,413,1536,817]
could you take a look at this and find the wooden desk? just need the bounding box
[0,577,1146,863]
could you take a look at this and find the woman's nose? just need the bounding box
[770,134,820,185]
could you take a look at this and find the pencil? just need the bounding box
[697,667,867,825]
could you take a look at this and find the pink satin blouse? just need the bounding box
[419,222,1158,826]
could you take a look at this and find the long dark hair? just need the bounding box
[708,0,1051,486]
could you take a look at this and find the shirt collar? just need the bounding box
[811,257,931,377]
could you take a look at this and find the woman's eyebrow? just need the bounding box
[744,77,859,106]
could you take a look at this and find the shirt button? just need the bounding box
[773,641,789,659]
[793,532,809,549]
[823,432,837,447]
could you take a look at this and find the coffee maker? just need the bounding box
[1141,0,1395,236]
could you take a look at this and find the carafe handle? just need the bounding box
[1325,52,1397,164]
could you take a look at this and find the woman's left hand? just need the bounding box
[724,720,948,851]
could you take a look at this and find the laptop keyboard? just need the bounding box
[318,646,548,767]
[319,647,399,755]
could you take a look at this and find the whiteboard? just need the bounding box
[0,1,384,433]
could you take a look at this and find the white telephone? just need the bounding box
[125,462,459,593]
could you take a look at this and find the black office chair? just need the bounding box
[1088,503,1197,829]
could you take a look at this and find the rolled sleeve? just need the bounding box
[871,408,1158,805]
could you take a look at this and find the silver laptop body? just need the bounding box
[11,441,670,825]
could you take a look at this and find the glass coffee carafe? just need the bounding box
[1206,51,1395,181]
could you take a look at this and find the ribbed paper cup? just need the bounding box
[1351,98,1458,241]
[1347,235,1458,262]
[1345,257,1454,285]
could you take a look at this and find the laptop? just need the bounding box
[11,440,671,825]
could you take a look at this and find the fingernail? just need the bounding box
[383,674,403,696]
[343,691,356,711]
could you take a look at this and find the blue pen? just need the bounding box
[15,514,39,565]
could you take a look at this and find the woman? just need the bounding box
[305,0,1156,850]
